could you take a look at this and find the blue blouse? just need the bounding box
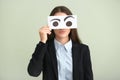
[54,39,73,80]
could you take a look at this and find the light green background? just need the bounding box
[0,0,120,80]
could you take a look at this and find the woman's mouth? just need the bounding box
[58,30,66,34]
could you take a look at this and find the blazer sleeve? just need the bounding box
[27,41,47,77]
[83,45,93,80]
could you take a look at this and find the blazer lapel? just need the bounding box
[48,40,58,79]
[72,41,80,80]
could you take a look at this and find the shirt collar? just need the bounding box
[54,39,72,52]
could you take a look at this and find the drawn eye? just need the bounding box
[66,21,72,27]
[53,21,59,27]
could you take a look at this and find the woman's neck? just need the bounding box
[55,37,69,45]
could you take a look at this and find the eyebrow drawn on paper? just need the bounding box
[64,15,74,21]
[50,18,60,22]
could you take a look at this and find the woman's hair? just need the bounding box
[48,6,82,44]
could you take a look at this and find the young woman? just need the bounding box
[28,6,93,80]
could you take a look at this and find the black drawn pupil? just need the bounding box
[66,21,72,27]
[53,21,58,27]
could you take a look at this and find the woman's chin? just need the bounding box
[57,35,68,39]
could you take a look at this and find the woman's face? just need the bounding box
[53,12,71,39]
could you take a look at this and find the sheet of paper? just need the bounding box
[48,15,77,29]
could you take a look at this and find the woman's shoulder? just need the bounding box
[72,41,89,49]
[80,43,89,48]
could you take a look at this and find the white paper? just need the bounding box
[48,15,77,29]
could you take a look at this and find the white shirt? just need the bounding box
[54,39,73,80]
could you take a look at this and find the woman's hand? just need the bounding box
[39,26,51,43]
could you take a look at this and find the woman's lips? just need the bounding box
[58,30,66,34]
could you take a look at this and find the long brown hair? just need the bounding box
[48,6,82,44]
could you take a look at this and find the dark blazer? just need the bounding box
[28,39,93,80]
